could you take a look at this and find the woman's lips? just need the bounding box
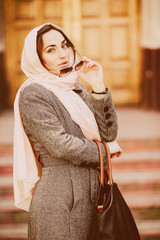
[58,61,68,68]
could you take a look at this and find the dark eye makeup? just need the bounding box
[45,40,70,53]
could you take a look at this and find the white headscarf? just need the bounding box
[13,23,101,212]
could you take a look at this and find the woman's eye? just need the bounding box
[48,48,55,53]
[62,43,68,49]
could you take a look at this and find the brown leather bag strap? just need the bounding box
[93,139,113,186]
[93,139,104,186]
[101,141,114,185]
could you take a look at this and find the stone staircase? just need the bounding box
[0,139,160,240]
[113,139,160,240]
[0,144,28,240]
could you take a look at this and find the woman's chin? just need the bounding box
[49,70,59,76]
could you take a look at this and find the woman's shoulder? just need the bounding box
[20,83,48,96]
[19,83,51,103]
[19,84,56,119]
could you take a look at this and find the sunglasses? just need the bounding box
[42,49,84,77]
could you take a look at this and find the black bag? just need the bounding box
[89,140,141,240]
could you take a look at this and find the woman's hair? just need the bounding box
[37,24,76,64]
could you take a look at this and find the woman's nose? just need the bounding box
[57,48,66,58]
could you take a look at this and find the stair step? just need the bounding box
[141,236,160,240]
[0,186,13,198]
[112,154,160,171]
[119,181,160,193]
[0,199,28,225]
[113,170,160,184]
[0,210,28,225]
[138,220,160,240]
[0,199,18,210]
[0,224,27,239]
[0,155,13,176]
[0,176,13,187]
[0,176,13,198]
[0,166,13,176]
[118,151,160,160]
[123,192,160,208]
[118,139,160,153]
[0,144,13,156]
[132,206,160,221]
[0,156,12,164]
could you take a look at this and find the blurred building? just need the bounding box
[1,0,160,109]
[0,0,9,112]
[140,0,160,110]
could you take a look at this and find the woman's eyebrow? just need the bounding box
[44,40,66,51]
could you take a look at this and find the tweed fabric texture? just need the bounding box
[19,82,118,240]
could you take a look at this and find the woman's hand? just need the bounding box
[107,140,123,159]
[78,56,105,92]
[111,151,122,159]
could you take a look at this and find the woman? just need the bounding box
[13,23,122,240]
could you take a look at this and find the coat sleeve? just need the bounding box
[76,83,118,142]
[19,84,107,168]
[90,88,118,142]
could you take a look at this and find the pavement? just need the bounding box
[0,107,160,144]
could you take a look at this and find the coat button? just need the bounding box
[105,113,111,120]
[107,121,113,127]
[104,106,110,112]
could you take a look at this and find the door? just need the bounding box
[3,0,140,105]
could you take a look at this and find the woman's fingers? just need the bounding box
[81,56,99,68]
[81,56,91,63]
[117,151,122,157]
[111,151,122,159]
[80,56,102,71]
[86,61,99,69]
[111,153,117,159]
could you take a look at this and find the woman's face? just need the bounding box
[41,29,70,75]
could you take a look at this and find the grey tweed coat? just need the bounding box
[19,82,118,240]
